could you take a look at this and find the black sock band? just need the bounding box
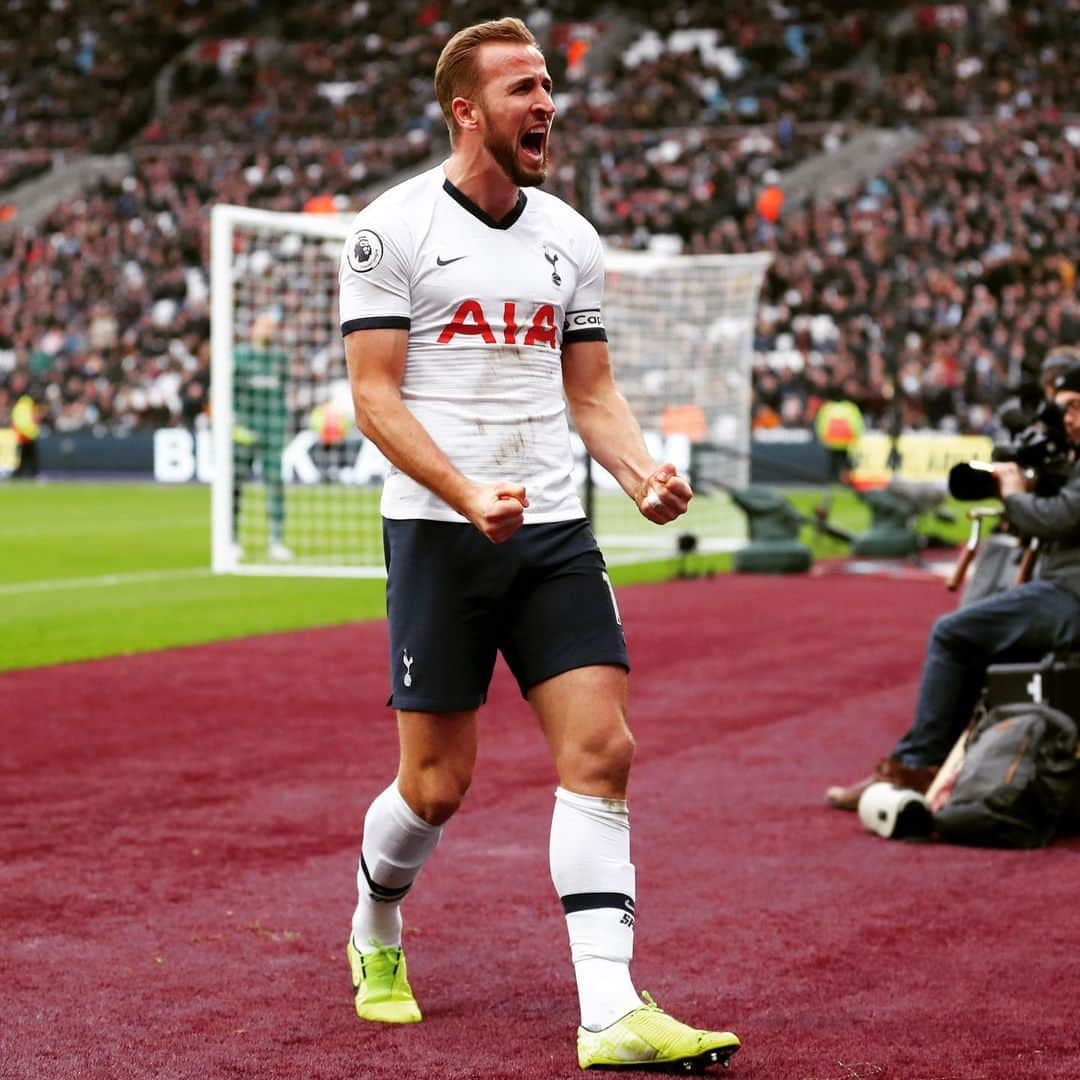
[560,892,635,917]
[361,852,413,903]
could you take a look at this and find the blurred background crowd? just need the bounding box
[0,0,1077,440]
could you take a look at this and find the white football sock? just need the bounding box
[550,786,642,1031]
[351,781,442,953]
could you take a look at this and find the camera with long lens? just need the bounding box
[949,400,1073,501]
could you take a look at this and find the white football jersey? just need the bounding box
[339,162,607,522]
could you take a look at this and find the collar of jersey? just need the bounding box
[442,178,527,230]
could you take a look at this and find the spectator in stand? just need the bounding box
[1,2,1077,437]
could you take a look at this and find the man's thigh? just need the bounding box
[944,580,1080,656]
[528,664,632,796]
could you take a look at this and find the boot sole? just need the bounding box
[583,1043,739,1073]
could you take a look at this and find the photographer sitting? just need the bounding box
[826,364,1080,810]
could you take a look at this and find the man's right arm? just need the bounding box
[1000,463,1080,542]
[344,328,528,543]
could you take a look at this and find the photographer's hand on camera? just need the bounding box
[993,462,1032,499]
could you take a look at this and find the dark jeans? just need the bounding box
[893,580,1080,767]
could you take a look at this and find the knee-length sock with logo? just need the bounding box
[549,786,642,1031]
[351,782,442,953]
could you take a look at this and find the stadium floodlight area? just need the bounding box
[211,204,771,577]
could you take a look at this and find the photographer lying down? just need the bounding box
[826,364,1080,810]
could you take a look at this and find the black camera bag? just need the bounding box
[934,703,1080,849]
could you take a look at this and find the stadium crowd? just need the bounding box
[0,0,267,154]
[0,0,1078,442]
[592,0,1077,129]
[752,113,1079,433]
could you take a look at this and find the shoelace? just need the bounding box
[360,938,402,978]
[625,992,701,1056]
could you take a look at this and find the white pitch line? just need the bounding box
[0,567,213,597]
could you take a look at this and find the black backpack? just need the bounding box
[933,703,1080,849]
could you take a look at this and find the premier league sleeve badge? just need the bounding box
[347,229,385,274]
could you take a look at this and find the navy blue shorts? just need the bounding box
[382,517,629,712]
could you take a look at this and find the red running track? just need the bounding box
[3,574,1079,1079]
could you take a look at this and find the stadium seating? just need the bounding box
[0,0,1077,438]
[0,0,257,153]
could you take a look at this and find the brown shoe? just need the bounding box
[825,757,938,811]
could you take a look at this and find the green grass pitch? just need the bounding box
[0,481,967,672]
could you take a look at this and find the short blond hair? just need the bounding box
[434,18,539,141]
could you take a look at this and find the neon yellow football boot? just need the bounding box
[346,937,422,1023]
[577,992,740,1072]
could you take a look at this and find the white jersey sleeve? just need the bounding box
[339,210,413,334]
[562,224,607,346]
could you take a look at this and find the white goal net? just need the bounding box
[588,249,772,564]
[210,204,770,576]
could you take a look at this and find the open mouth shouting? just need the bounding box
[484,111,552,187]
[520,122,548,170]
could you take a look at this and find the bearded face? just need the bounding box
[479,100,550,187]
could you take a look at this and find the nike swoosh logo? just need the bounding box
[436,255,467,266]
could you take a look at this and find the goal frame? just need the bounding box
[209,204,382,577]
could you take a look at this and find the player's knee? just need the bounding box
[406,767,472,826]
[563,723,636,793]
[607,726,637,778]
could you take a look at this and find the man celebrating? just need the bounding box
[827,363,1080,809]
[338,17,740,1074]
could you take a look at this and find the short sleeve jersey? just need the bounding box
[338,163,607,523]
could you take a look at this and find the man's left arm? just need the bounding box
[562,339,691,524]
[998,462,1080,541]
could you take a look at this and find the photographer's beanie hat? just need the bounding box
[1043,347,1079,376]
[1053,364,1080,395]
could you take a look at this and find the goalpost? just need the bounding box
[210,203,771,577]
